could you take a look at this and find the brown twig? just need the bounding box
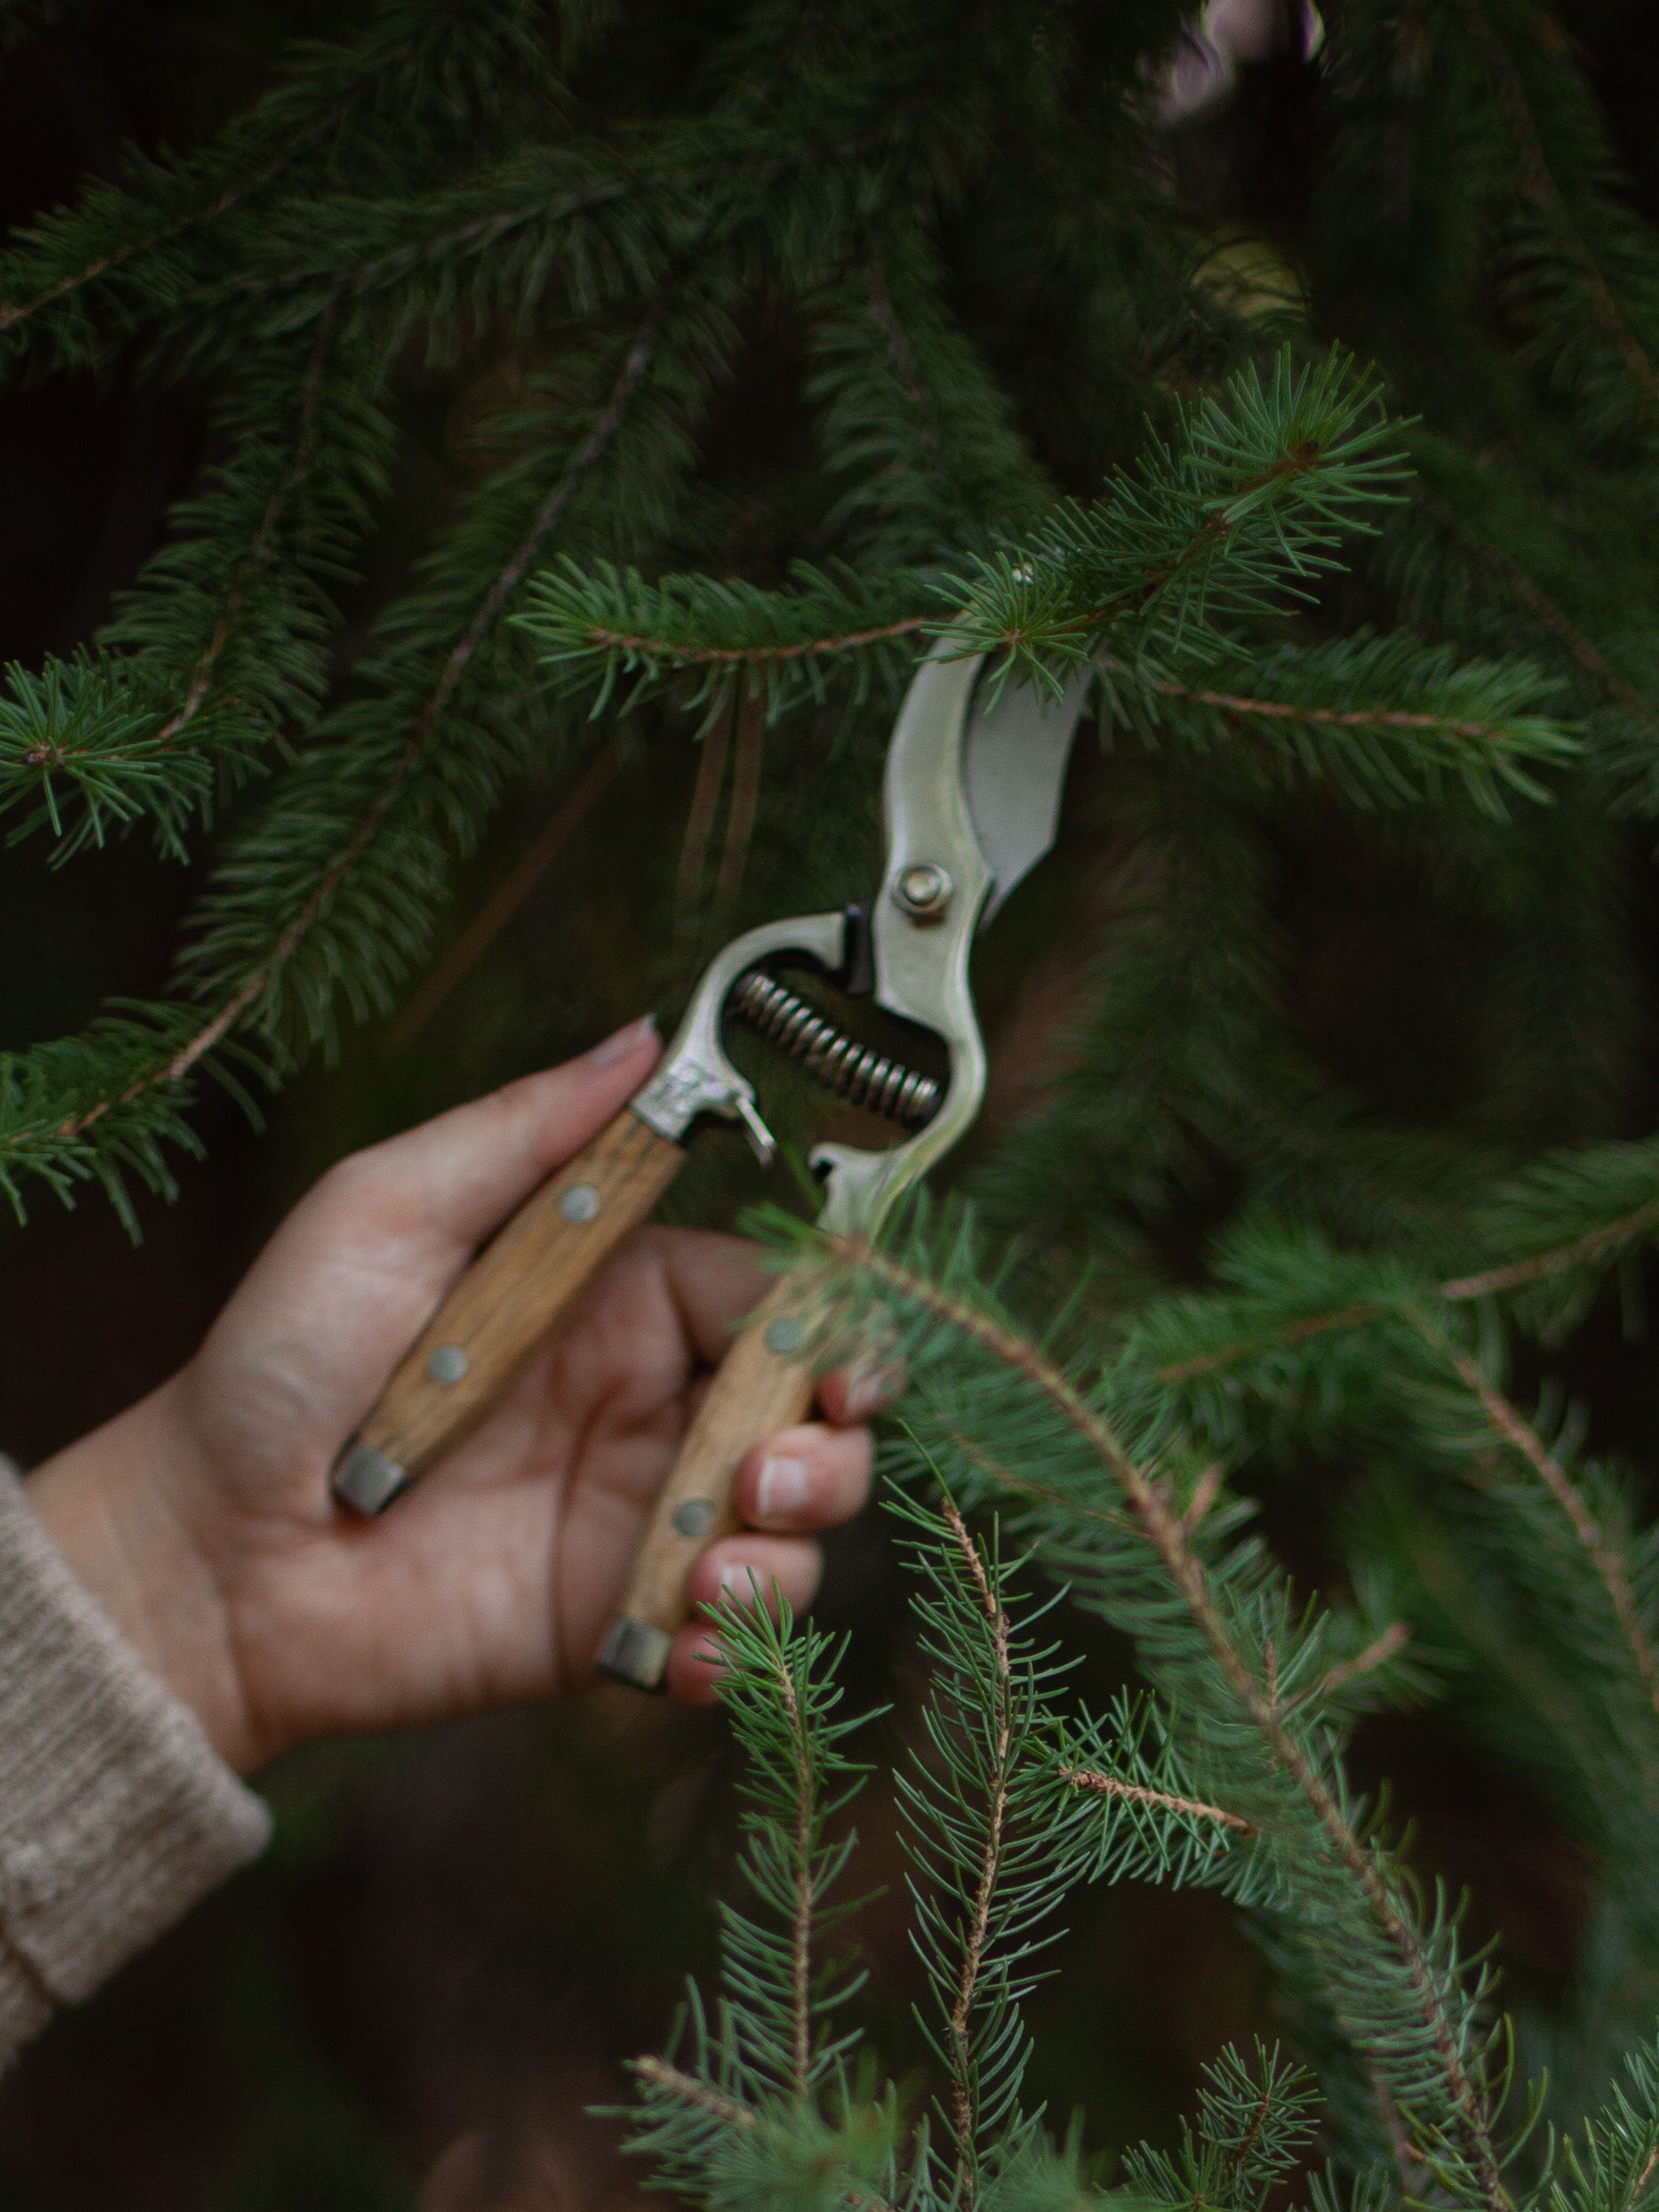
[390,748,620,1041]
[940,1499,1014,2193]
[583,614,926,670]
[1059,1766,1253,1834]
[631,2056,754,2130]
[1148,674,1531,747]
[1410,484,1657,728]
[767,1643,817,2098]
[676,693,732,925]
[1182,1462,1225,1532]
[1157,1305,1385,1385]
[714,688,766,913]
[1441,1197,1659,1301]
[1316,1623,1412,1703]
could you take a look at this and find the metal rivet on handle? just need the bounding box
[428,1343,469,1385]
[560,1182,600,1223]
[673,1498,715,1538]
[764,1316,807,1356]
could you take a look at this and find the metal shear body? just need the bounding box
[332,646,1090,1688]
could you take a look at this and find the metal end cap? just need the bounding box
[598,1614,673,1692]
[332,1441,409,1516]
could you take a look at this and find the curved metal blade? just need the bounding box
[963,667,1094,925]
[812,652,1090,1233]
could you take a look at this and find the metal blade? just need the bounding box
[962,667,1094,925]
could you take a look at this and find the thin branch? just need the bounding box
[629,2056,901,2212]
[153,302,342,754]
[582,613,926,671]
[1157,1304,1385,1385]
[940,1498,1014,2193]
[715,687,766,913]
[1315,1623,1412,1703]
[1058,1766,1253,1834]
[677,689,732,924]
[1454,0,1659,423]
[846,1240,1506,2206]
[390,745,619,1040]
[1628,2138,1659,2210]
[1409,484,1657,727]
[767,1641,816,2100]
[1441,1196,1659,1299]
[36,310,662,1153]
[866,246,938,459]
[1182,1462,1225,1532]
[1147,673,1529,746]
[1410,1311,1659,1725]
[0,110,346,337]
[630,2055,755,2130]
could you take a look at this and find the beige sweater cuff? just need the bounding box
[0,1459,270,2069]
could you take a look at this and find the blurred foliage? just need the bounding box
[9,2,1659,2208]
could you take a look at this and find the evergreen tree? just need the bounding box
[12,1,1659,2204]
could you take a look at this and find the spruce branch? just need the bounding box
[1406,1310,1659,1728]
[1111,629,1573,816]
[1,316,392,861]
[633,2056,757,2134]
[942,1503,1017,2183]
[891,1488,1096,2200]
[832,1231,1507,2201]
[1404,480,1659,736]
[709,1593,873,2105]
[517,558,934,719]
[0,0,540,373]
[1057,1766,1254,1837]
[935,348,1408,689]
[0,297,692,1213]
[807,223,1052,564]
[1122,2043,1321,2212]
[1453,0,1659,448]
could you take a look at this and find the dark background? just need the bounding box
[1,6,1656,2206]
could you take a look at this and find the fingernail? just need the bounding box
[719,1563,764,1606]
[587,1013,658,1069]
[844,1361,903,1421]
[757,1455,812,1521]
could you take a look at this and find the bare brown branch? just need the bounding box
[630,2056,754,2130]
[1059,1766,1253,1834]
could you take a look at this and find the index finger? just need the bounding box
[317,1016,662,1254]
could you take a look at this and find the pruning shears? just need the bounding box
[331,646,1092,1689]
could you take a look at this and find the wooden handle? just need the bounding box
[599,1272,819,1689]
[332,1108,685,1514]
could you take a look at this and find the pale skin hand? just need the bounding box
[26,1021,882,1776]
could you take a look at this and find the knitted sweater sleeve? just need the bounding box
[0,1459,270,2071]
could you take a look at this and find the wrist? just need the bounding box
[25,1379,258,1773]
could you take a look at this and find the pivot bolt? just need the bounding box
[894,862,952,921]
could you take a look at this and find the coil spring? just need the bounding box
[731,970,941,1129]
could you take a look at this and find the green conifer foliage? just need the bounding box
[15,0,1659,2203]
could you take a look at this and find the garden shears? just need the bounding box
[331,646,1092,1688]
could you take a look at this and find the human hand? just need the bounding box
[26,1020,889,1773]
